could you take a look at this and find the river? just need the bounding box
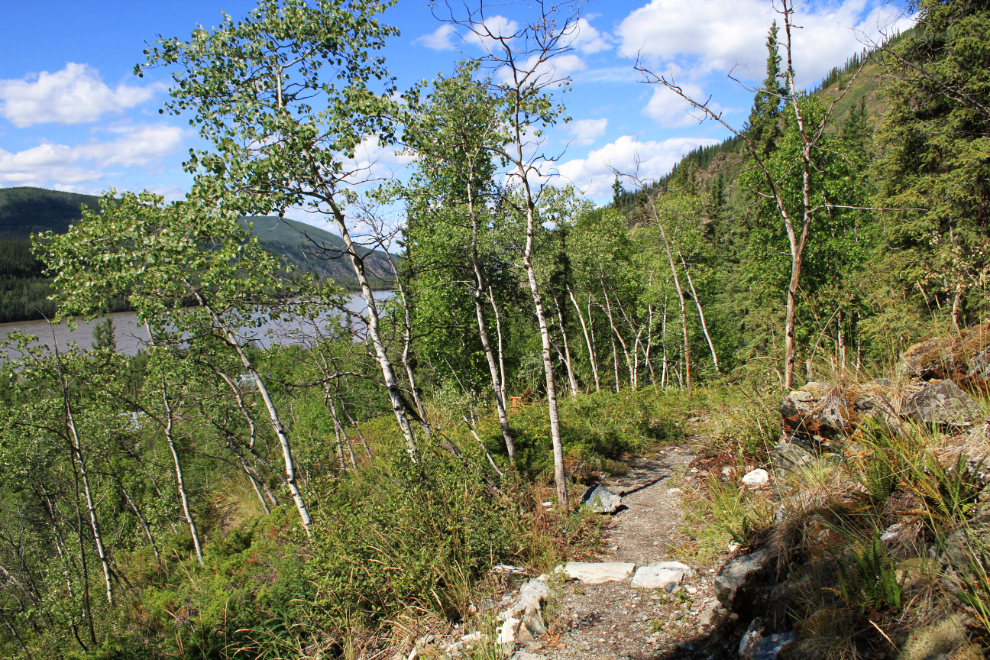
[0,291,393,361]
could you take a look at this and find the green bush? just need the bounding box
[307,448,525,627]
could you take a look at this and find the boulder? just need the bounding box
[901,379,984,429]
[631,561,691,591]
[562,561,636,584]
[772,443,814,476]
[741,469,770,488]
[581,485,622,514]
[714,549,769,607]
[511,578,549,617]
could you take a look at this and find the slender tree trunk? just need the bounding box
[71,465,96,646]
[568,286,600,392]
[679,251,719,373]
[161,380,203,565]
[201,303,313,535]
[643,194,691,395]
[952,282,964,334]
[63,392,113,608]
[326,200,419,463]
[516,162,568,509]
[488,286,508,404]
[466,177,516,460]
[112,472,160,566]
[661,296,669,389]
[553,295,579,396]
[601,283,635,390]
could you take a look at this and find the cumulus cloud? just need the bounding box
[497,53,587,87]
[618,0,913,88]
[644,82,727,127]
[0,63,162,128]
[566,18,610,54]
[556,135,719,199]
[0,125,185,187]
[344,135,415,185]
[415,24,458,51]
[464,15,520,52]
[564,118,608,146]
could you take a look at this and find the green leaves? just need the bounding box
[142,0,400,218]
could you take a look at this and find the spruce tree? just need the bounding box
[746,21,785,159]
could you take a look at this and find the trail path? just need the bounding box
[530,445,729,660]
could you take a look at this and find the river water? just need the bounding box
[0,291,393,361]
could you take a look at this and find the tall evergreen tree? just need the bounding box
[746,21,785,158]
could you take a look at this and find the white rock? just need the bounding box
[563,561,636,584]
[721,466,735,477]
[631,561,691,591]
[511,579,550,616]
[497,616,521,645]
[667,487,683,494]
[741,469,769,488]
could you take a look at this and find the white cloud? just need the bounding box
[344,135,415,185]
[566,18,610,54]
[497,53,587,87]
[564,118,608,146]
[0,63,161,128]
[415,24,458,51]
[0,125,185,187]
[556,135,719,199]
[644,82,726,127]
[618,0,913,88]
[464,15,520,53]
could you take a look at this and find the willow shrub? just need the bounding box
[307,447,526,628]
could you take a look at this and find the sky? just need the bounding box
[0,0,913,227]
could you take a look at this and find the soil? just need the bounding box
[525,443,735,660]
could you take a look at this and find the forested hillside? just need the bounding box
[2,1,989,659]
[0,188,394,322]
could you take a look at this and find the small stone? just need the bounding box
[667,487,683,494]
[698,602,719,626]
[581,485,622,513]
[632,561,691,590]
[722,466,735,477]
[715,550,769,606]
[686,587,698,594]
[741,469,769,488]
[563,561,637,584]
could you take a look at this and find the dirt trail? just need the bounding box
[530,445,729,660]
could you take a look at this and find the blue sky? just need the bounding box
[0,0,912,221]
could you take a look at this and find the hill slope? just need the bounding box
[0,187,394,323]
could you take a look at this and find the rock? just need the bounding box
[519,613,547,640]
[512,578,549,616]
[714,549,769,607]
[721,466,735,477]
[772,443,814,476]
[631,561,691,591]
[698,602,719,626]
[497,617,521,646]
[741,468,769,488]
[739,618,764,659]
[751,632,797,660]
[902,379,984,429]
[667,487,683,494]
[581,485,622,513]
[562,561,636,584]
[511,653,549,660]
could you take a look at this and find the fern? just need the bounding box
[835,534,906,613]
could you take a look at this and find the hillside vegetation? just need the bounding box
[1,1,989,660]
[0,188,394,322]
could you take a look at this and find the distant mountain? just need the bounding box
[0,187,394,285]
[0,187,394,323]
